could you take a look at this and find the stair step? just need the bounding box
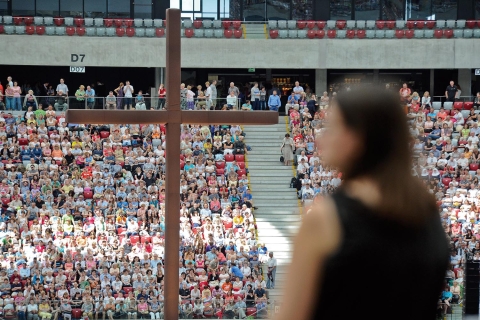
[256,215,301,222]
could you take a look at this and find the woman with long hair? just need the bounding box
[277,88,449,320]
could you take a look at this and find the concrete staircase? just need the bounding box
[244,116,301,304]
[242,23,267,39]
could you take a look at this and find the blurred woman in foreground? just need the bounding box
[277,88,450,320]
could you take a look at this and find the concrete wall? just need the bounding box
[0,35,479,69]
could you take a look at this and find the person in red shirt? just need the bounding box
[399,83,411,104]
[437,108,448,121]
[157,84,166,110]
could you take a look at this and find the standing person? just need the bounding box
[210,80,217,110]
[399,83,411,105]
[123,81,134,110]
[0,81,4,109]
[157,84,166,110]
[280,133,294,166]
[180,83,188,110]
[74,85,86,109]
[266,252,277,289]
[226,91,237,110]
[6,76,13,88]
[12,81,22,111]
[267,90,281,112]
[5,84,14,111]
[276,88,449,320]
[114,82,125,110]
[293,81,304,101]
[186,85,196,110]
[85,85,96,110]
[474,92,480,110]
[227,82,239,97]
[259,86,267,110]
[250,82,260,111]
[56,78,69,96]
[455,84,462,101]
[445,80,458,103]
[205,81,212,111]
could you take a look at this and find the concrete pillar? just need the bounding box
[315,69,327,96]
[458,69,472,99]
[429,69,434,97]
[373,69,379,84]
[154,67,165,97]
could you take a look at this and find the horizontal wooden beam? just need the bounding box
[66,110,279,125]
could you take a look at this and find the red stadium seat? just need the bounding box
[470,163,479,171]
[269,29,278,39]
[306,20,316,29]
[117,228,126,235]
[237,162,245,169]
[454,102,464,110]
[180,160,185,169]
[74,17,84,27]
[307,30,315,39]
[386,20,395,29]
[114,19,123,27]
[375,20,385,29]
[100,131,110,138]
[35,25,45,35]
[416,20,425,29]
[336,20,346,29]
[66,26,75,36]
[0,25,3,34]
[124,19,133,27]
[235,154,244,162]
[327,29,336,38]
[216,168,224,175]
[76,27,85,36]
[155,28,165,37]
[185,28,194,38]
[234,29,242,38]
[223,220,233,230]
[233,21,241,29]
[464,102,473,110]
[466,20,476,29]
[346,30,355,39]
[442,178,452,186]
[2,199,10,207]
[434,29,443,39]
[237,169,246,176]
[356,29,366,39]
[140,236,152,244]
[104,18,113,27]
[224,29,233,38]
[54,17,64,26]
[215,161,225,169]
[130,236,140,245]
[26,26,35,35]
[24,17,34,26]
[13,17,23,26]
[246,308,256,317]
[405,30,414,39]
[316,30,325,38]
[83,191,93,199]
[444,29,453,38]
[123,287,133,294]
[426,20,435,29]
[71,309,82,319]
[297,21,306,29]
[116,28,125,37]
[316,21,326,29]
[222,20,231,29]
[126,27,135,37]
[19,138,28,146]
[180,154,185,161]
[406,20,415,29]
[193,20,202,29]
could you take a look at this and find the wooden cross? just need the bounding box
[66,8,277,320]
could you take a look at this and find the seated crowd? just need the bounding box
[0,79,272,320]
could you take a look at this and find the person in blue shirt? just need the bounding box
[286,92,299,114]
[229,263,244,280]
[441,286,453,314]
[85,86,96,109]
[267,90,281,112]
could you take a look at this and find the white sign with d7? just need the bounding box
[70,66,86,73]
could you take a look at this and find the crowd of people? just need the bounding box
[0,76,278,319]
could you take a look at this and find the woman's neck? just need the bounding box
[343,177,382,209]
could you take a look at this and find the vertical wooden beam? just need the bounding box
[164,8,181,320]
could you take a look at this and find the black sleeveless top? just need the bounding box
[312,191,449,320]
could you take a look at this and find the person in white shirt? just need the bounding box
[467,132,479,145]
[205,81,212,111]
[266,252,277,289]
[123,81,134,110]
[27,300,39,320]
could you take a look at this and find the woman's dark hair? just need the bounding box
[285,133,290,138]
[335,87,437,224]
